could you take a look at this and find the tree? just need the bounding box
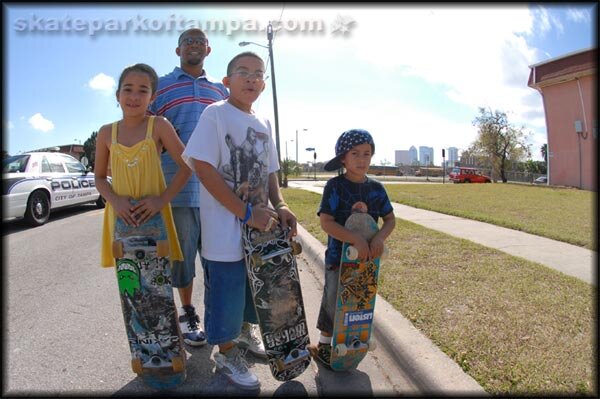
[83,131,98,169]
[541,143,547,163]
[470,108,531,183]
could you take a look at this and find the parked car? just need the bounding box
[533,176,548,184]
[448,167,491,183]
[3,151,107,226]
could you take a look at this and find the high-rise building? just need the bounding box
[419,146,434,166]
[395,150,411,166]
[447,147,459,166]
[409,146,418,165]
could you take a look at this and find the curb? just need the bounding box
[296,223,488,396]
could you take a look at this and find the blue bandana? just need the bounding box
[324,129,375,171]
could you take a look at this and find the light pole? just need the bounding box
[239,22,282,186]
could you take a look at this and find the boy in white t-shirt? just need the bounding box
[182,52,297,390]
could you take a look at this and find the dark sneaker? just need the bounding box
[178,305,207,347]
[309,343,332,369]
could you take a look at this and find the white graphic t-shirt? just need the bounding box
[183,100,279,261]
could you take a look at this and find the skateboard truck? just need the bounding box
[251,242,302,267]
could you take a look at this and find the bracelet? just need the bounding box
[241,202,252,224]
[275,201,289,210]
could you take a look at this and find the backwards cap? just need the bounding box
[323,129,375,171]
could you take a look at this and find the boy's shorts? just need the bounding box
[171,207,201,288]
[316,264,340,334]
[201,257,258,345]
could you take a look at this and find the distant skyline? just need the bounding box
[4,3,597,165]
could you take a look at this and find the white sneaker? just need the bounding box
[235,323,267,358]
[214,346,260,390]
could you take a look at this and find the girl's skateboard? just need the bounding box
[330,211,381,371]
[112,204,186,390]
[242,222,312,381]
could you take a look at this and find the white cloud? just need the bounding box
[88,73,116,94]
[566,8,589,23]
[28,113,54,132]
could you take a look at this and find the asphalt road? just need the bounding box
[4,206,421,396]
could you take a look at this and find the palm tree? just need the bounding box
[541,143,547,163]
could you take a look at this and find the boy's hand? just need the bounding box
[276,206,298,238]
[351,235,370,262]
[248,203,279,232]
[369,236,385,259]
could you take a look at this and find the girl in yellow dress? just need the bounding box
[95,63,191,267]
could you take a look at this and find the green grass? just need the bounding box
[282,188,597,396]
[384,183,596,250]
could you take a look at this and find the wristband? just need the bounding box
[275,201,289,210]
[241,202,252,224]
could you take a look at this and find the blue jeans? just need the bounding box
[171,207,201,288]
[316,264,340,334]
[201,257,258,345]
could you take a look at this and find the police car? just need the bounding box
[3,151,107,226]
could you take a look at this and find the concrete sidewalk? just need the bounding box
[288,180,596,286]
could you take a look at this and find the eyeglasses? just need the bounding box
[229,71,267,81]
[179,37,208,46]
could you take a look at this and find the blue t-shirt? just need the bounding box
[148,67,229,207]
[318,175,394,267]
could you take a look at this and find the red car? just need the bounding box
[449,167,491,183]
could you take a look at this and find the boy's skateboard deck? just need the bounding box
[330,211,380,371]
[242,222,311,381]
[112,205,186,390]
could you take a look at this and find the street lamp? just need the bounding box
[239,22,282,186]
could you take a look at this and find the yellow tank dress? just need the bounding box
[100,116,183,267]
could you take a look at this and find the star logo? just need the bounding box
[331,15,356,36]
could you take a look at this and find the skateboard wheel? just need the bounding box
[131,358,143,374]
[291,241,302,256]
[112,241,124,258]
[157,240,169,257]
[335,344,347,356]
[368,339,377,351]
[252,253,264,267]
[172,356,185,372]
[346,246,358,260]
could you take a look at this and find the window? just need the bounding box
[47,155,66,173]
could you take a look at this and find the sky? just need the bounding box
[3,3,598,166]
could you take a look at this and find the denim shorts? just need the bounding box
[171,207,201,288]
[316,264,340,334]
[201,257,258,345]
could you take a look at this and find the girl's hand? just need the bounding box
[130,196,164,226]
[113,196,137,226]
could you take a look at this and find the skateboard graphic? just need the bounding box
[242,222,311,381]
[330,211,381,371]
[112,204,186,390]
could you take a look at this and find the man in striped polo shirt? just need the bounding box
[148,28,228,347]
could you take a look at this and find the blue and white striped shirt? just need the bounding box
[148,66,229,207]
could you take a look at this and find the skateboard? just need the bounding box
[242,222,312,381]
[112,203,186,390]
[330,211,381,371]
